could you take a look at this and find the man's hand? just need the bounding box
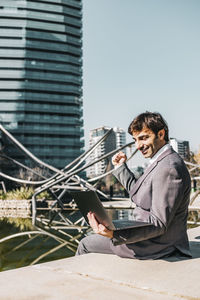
[87,212,113,239]
[112,151,127,166]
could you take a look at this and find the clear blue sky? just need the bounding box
[82,0,200,155]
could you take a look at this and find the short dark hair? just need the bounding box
[128,111,169,142]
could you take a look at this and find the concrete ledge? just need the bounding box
[0,227,200,300]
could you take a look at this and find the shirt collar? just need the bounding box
[149,143,171,166]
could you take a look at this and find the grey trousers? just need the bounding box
[76,234,134,258]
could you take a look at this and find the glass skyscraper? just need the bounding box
[0,0,84,169]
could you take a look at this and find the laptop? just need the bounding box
[69,190,152,231]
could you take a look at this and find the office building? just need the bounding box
[0,0,84,169]
[170,138,190,160]
[87,126,126,178]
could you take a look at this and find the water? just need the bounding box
[0,209,118,272]
[0,217,76,272]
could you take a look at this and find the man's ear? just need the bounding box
[158,129,165,140]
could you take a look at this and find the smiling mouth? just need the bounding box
[141,147,149,155]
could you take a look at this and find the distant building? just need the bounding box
[170,138,190,160]
[126,144,135,170]
[115,127,126,149]
[87,126,126,178]
[0,0,84,169]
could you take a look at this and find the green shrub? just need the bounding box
[5,187,34,200]
[0,187,53,200]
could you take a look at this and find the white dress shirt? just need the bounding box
[148,143,171,166]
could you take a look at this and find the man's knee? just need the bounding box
[76,234,114,256]
[76,236,88,256]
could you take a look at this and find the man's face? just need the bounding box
[132,127,166,158]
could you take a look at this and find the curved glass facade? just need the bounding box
[0,0,84,168]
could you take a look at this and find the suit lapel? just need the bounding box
[130,147,174,196]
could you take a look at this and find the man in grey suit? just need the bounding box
[76,112,191,259]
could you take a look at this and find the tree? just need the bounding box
[193,147,200,165]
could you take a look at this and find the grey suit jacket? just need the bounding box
[111,146,191,259]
